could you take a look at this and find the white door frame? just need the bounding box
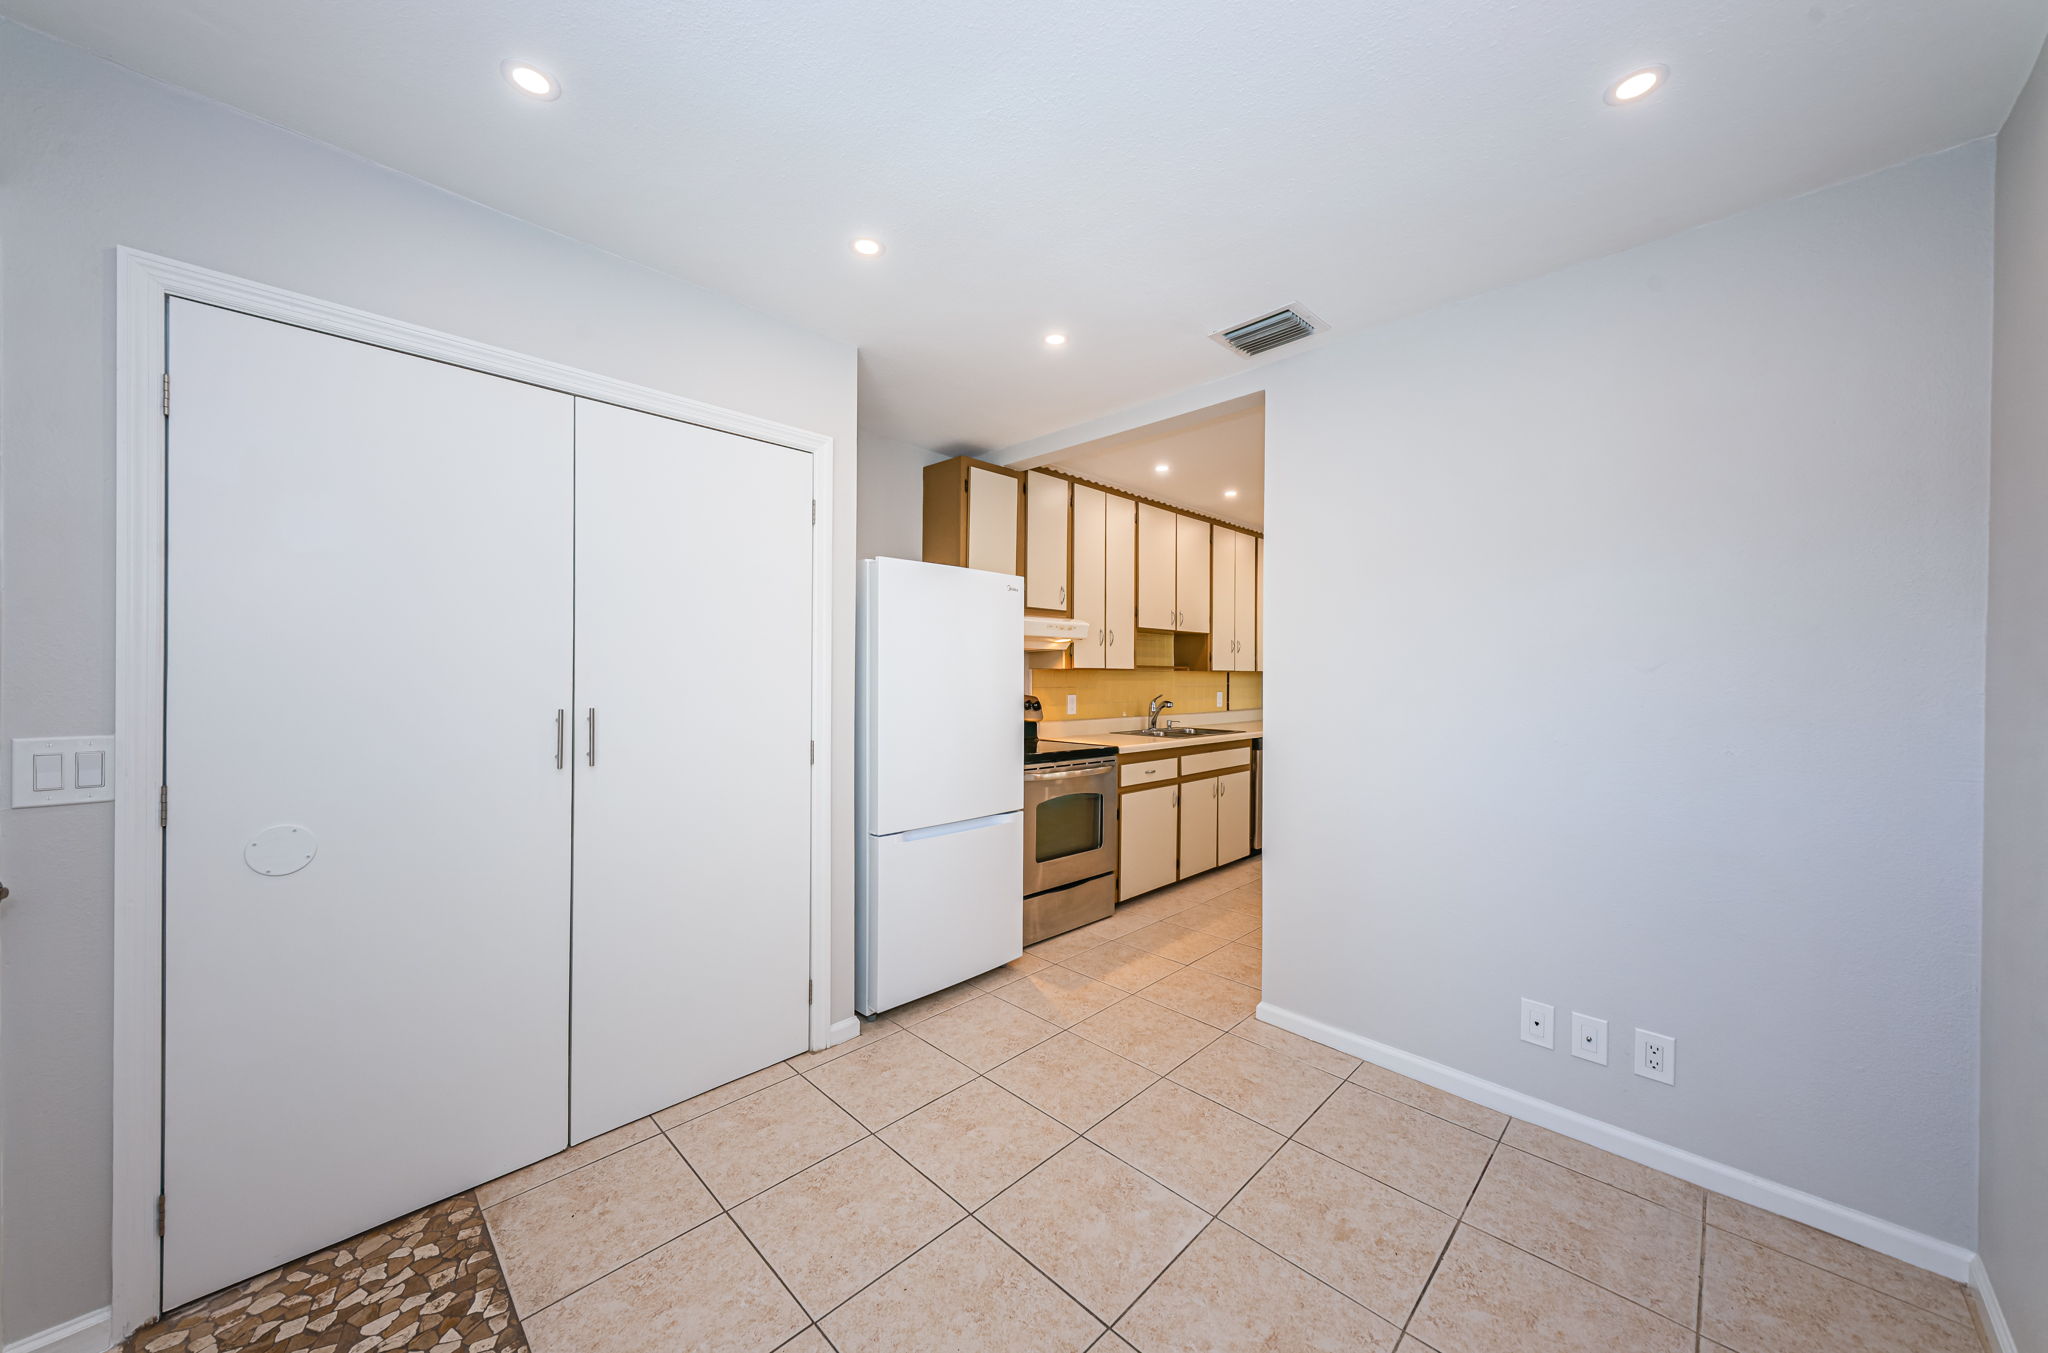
[110,248,838,1338]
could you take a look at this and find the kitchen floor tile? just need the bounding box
[777,1329,832,1352]
[1463,1145,1700,1326]
[967,953,1048,992]
[1059,939,1186,992]
[653,1063,796,1129]
[986,1032,1161,1131]
[1137,966,1261,1028]
[978,1139,1207,1323]
[1120,920,1232,964]
[880,981,981,1027]
[909,994,1061,1071]
[801,1025,977,1129]
[1408,1226,1693,1353]
[1168,1031,1343,1133]
[1221,1141,1456,1325]
[1115,1221,1401,1353]
[479,1116,660,1208]
[486,1136,720,1314]
[1347,1061,1509,1139]
[1241,925,1262,948]
[1070,995,1226,1074]
[879,1078,1076,1209]
[1026,926,1114,963]
[992,966,1129,1027]
[784,1022,896,1074]
[819,1219,1102,1353]
[1086,1080,1284,1212]
[731,1138,963,1318]
[668,1075,866,1207]
[1229,1016,1363,1079]
[1499,1120,1703,1216]
[1189,939,1263,985]
[1700,1228,1981,1353]
[1295,1085,1497,1214]
[1706,1192,1973,1325]
[520,1215,806,1353]
[1172,901,1261,941]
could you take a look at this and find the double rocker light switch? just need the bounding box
[11,737,115,807]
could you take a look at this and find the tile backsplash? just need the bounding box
[1030,668,1261,720]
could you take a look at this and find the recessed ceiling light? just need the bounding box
[1605,66,1665,105]
[1224,489,1238,498]
[851,238,884,257]
[1044,333,1067,347]
[502,61,560,100]
[1154,463,1170,474]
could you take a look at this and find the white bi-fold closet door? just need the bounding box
[161,301,812,1307]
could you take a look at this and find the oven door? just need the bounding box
[1023,762,1120,894]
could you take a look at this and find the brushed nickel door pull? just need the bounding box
[555,709,566,769]
[586,708,597,767]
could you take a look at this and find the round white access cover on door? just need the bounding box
[244,824,317,877]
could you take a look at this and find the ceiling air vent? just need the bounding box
[1213,306,1320,357]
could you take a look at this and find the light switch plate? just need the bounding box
[12,737,115,807]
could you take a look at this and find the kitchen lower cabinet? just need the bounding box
[1119,782,1181,900]
[1180,776,1220,877]
[1216,769,1253,866]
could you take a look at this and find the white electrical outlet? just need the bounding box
[1065,694,1077,715]
[1215,690,1225,708]
[1521,998,1555,1049]
[1634,1028,1675,1084]
[1571,1013,1608,1065]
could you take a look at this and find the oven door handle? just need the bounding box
[1025,765,1116,782]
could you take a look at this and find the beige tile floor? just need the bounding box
[480,858,1989,1353]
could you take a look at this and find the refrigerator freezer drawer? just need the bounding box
[858,811,1023,1016]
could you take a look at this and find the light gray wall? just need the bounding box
[856,430,944,560]
[0,22,858,1341]
[1257,143,1991,1245]
[1982,38,2048,1349]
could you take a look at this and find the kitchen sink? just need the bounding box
[1130,726,1246,738]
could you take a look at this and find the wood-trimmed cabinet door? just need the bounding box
[1137,502,1177,628]
[1120,783,1180,900]
[1179,776,1219,877]
[1070,483,1107,669]
[1211,527,1238,669]
[966,464,1021,575]
[1174,515,1211,632]
[1234,528,1258,671]
[1104,494,1137,669]
[1025,470,1070,611]
[1216,769,1253,865]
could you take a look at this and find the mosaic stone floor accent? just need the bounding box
[128,1192,526,1353]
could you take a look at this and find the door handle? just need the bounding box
[555,709,566,769]
[586,708,597,767]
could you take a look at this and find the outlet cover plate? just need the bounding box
[1634,1028,1675,1084]
[1521,998,1555,1049]
[1571,1012,1608,1065]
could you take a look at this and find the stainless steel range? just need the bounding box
[1022,740,1119,944]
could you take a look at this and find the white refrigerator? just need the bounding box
[857,557,1025,1015]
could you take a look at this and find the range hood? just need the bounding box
[1024,617,1089,651]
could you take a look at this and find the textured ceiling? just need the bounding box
[10,0,2043,450]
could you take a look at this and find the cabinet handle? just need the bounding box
[586,707,597,767]
[1060,585,1066,605]
[555,709,566,769]
[1108,629,1115,647]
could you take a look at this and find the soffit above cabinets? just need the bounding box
[10,0,2042,450]
[1045,398,1263,531]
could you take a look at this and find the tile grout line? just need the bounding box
[1698,1221,1982,1335]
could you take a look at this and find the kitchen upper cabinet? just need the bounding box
[1174,516,1211,632]
[1120,783,1180,900]
[1210,527,1258,671]
[1025,471,1071,612]
[1071,486,1137,670]
[1179,776,1220,877]
[1216,769,1253,865]
[923,456,1022,577]
[1137,503,1177,628]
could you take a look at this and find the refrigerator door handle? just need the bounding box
[897,811,1019,843]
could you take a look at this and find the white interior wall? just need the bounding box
[856,430,944,561]
[0,22,858,1342]
[1003,143,1995,1251]
[1982,35,2048,1350]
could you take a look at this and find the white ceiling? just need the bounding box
[11,0,2042,452]
[1041,397,1265,530]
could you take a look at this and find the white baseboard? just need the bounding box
[3,1307,115,1353]
[824,1016,861,1048]
[1970,1254,2020,1353]
[1255,1002,1978,1284]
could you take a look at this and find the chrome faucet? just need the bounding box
[1146,694,1174,731]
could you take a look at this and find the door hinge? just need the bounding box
[156,1194,166,1237]
[809,740,815,764]
[811,499,817,525]
[808,978,814,1005]
[159,786,168,829]
[161,372,171,417]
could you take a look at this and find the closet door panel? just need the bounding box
[162,300,573,1306]
[571,400,813,1141]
